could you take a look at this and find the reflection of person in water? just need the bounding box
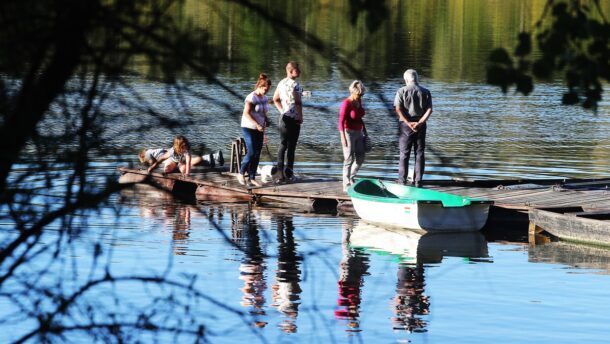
[138,197,193,256]
[170,205,191,255]
[335,220,370,331]
[233,211,268,328]
[392,263,429,332]
[271,215,302,333]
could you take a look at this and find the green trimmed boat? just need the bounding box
[347,179,493,232]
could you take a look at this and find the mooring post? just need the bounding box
[528,221,544,245]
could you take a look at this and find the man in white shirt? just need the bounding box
[273,61,303,181]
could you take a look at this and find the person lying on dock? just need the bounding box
[138,136,225,176]
[140,135,192,176]
[139,146,224,174]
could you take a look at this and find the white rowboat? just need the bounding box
[348,179,493,232]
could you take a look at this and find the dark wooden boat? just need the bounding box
[528,208,610,246]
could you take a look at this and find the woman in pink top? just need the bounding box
[338,80,367,191]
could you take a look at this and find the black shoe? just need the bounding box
[395,179,407,185]
[208,153,216,168]
[214,150,224,167]
[284,167,294,179]
[414,181,422,188]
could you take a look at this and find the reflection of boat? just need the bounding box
[348,179,493,232]
[529,208,610,246]
[349,222,488,264]
[529,240,610,274]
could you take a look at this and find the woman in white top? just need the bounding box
[237,73,271,187]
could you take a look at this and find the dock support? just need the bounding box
[528,221,551,246]
[229,137,246,174]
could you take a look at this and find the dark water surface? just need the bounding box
[3,0,610,342]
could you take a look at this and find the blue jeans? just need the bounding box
[240,127,264,180]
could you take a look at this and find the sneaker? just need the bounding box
[250,179,262,187]
[236,174,246,185]
[202,153,214,168]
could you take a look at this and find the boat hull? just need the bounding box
[351,196,490,232]
[529,208,610,246]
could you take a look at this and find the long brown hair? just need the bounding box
[255,73,271,90]
[172,135,190,154]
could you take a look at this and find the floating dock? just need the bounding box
[117,167,610,213]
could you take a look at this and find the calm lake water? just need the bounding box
[3,0,610,343]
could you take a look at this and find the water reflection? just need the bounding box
[393,263,429,332]
[271,215,303,333]
[129,184,197,255]
[349,222,489,332]
[232,209,268,328]
[529,241,610,274]
[335,219,370,332]
[350,223,489,264]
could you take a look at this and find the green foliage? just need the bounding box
[487,0,609,110]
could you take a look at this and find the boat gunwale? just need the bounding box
[348,179,493,208]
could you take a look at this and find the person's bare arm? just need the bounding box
[395,106,417,130]
[273,88,283,114]
[243,101,264,132]
[413,105,433,131]
[147,152,169,174]
[183,154,191,176]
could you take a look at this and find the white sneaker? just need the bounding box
[250,179,262,187]
[236,174,246,185]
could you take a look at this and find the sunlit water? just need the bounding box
[5,185,610,343]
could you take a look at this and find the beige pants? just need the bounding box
[342,129,365,189]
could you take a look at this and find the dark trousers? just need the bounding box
[398,122,426,184]
[277,115,301,177]
[240,127,264,180]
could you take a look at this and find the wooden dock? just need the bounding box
[117,167,610,213]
